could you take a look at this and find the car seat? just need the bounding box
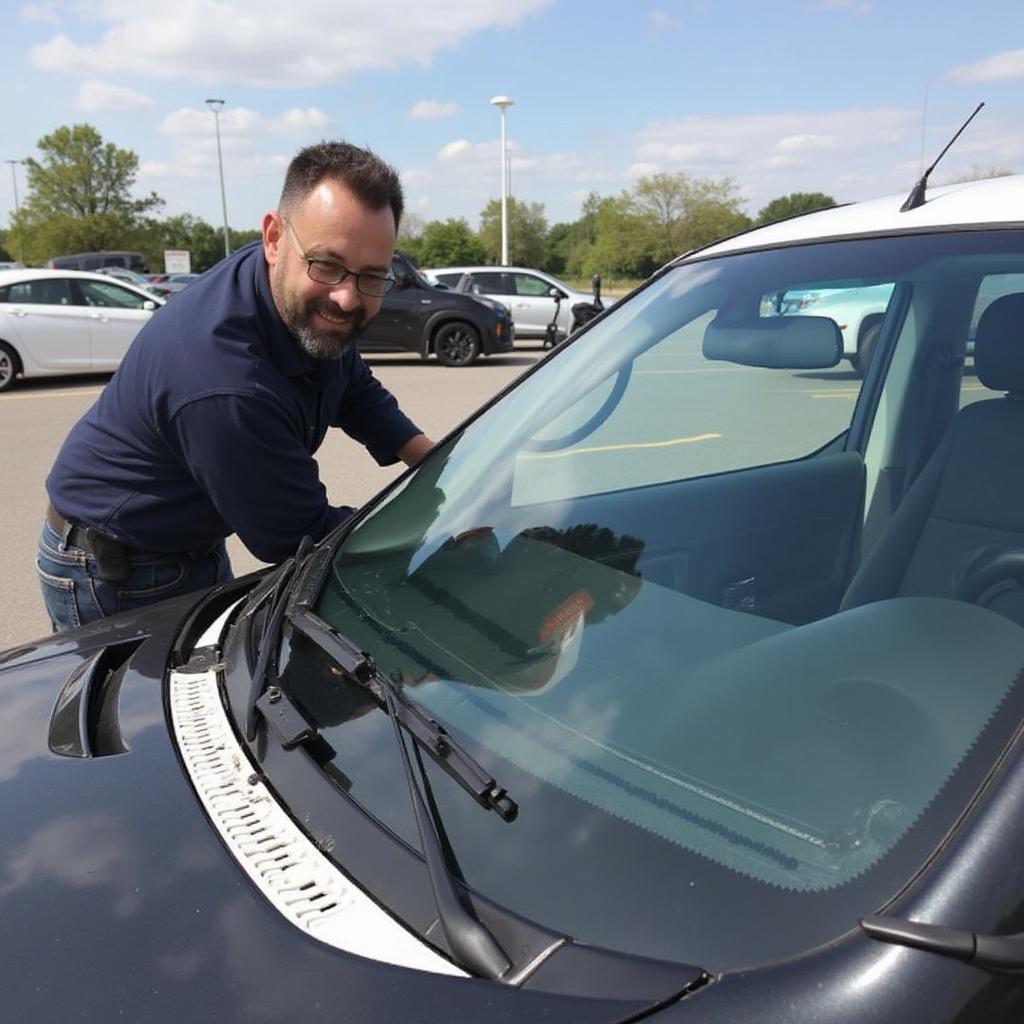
[840,292,1024,625]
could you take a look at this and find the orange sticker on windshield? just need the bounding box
[538,589,594,645]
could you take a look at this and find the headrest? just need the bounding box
[975,292,1024,393]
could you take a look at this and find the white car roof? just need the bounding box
[695,174,1024,260]
[0,267,164,300]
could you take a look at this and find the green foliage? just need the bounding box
[417,218,486,267]
[478,196,549,267]
[756,192,837,225]
[14,123,164,264]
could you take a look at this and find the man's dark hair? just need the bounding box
[279,141,404,229]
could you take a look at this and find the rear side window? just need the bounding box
[76,280,150,309]
[1,278,73,305]
[469,272,509,293]
[433,273,463,288]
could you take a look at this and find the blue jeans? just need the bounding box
[37,520,233,633]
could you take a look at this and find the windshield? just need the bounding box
[279,229,1024,972]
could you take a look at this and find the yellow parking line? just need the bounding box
[0,387,105,402]
[522,433,721,460]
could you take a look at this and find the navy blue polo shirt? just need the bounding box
[46,242,420,564]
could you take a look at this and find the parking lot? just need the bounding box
[0,349,543,649]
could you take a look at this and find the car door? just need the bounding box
[0,276,94,371]
[71,278,156,370]
[358,258,428,353]
[510,272,562,337]
[463,270,517,323]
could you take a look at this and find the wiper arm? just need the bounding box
[281,606,518,979]
[243,535,314,741]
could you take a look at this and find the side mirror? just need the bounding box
[143,300,157,311]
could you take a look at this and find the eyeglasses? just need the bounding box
[281,216,395,297]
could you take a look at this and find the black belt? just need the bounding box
[46,503,216,582]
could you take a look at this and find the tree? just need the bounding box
[756,192,837,225]
[416,218,485,267]
[478,197,548,266]
[396,211,426,263]
[629,173,751,264]
[13,124,164,263]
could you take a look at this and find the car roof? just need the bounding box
[0,267,165,299]
[695,174,1024,260]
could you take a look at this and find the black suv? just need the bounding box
[359,252,514,366]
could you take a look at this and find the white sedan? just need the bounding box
[0,268,162,392]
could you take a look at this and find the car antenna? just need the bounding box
[901,101,985,212]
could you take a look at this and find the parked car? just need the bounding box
[421,265,614,341]
[359,252,513,365]
[96,266,172,298]
[160,272,202,296]
[5,175,1024,1022]
[0,268,162,391]
[45,250,149,273]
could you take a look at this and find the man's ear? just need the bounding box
[263,211,283,267]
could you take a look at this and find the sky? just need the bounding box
[2,0,1024,239]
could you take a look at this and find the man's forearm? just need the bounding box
[398,433,435,467]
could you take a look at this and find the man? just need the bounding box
[39,141,434,632]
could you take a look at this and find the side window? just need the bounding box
[513,274,554,297]
[4,278,73,305]
[962,272,1024,407]
[82,256,105,270]
[469,272,509,294]
[434,273,462,288]
[76,280,149,309]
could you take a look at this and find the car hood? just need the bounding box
[0,587,698,1023]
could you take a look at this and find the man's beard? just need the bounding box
[278,288,368,360]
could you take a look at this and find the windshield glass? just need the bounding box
[281,229,1024,971]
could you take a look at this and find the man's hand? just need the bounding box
[398,433,435,467]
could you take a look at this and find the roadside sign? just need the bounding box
[164,249,191,274]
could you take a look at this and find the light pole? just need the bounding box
[205,98,231,258]
[5,159,23,264]
[490,95,514,266]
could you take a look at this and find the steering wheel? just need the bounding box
[522,362,634,453]
[953,547,1024,607]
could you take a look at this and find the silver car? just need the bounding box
[422,265,608,340]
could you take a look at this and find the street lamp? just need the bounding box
[490,95,514,266]
[4,159,23,264]
[205,98,231,259]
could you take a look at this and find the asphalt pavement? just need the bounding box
[0,349,542,650]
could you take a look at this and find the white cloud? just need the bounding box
[407,99,460,119]
[948,48,1024,83]
[815,0,875,11]
[28,0,554,88]
[75,79,153,114]
[648,7,681,31]
[159,105,333,140]
[623,107,1024,213]
[18,2,60,26]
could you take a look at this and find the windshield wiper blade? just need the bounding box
[282,606,517,979]
[243,535,315,741]
[285,607,518,822]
